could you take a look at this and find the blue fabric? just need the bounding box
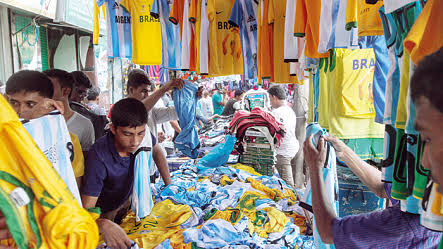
[82,133,156,213]
[358,36,389,124]
[174,81,200,159]
[196,135,236,170]
[332,184,441,249]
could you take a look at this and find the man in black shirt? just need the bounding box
[221,89,244,116]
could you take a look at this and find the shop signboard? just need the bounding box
[56,0,94,32]
[0,0,57,19]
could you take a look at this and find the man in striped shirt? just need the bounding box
[304,47,443,248]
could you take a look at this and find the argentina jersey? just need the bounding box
[229,0,258,79]
[98,0,132,58]
[151,0,181,69]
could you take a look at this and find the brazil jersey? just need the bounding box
[97,0,133,59]
[229,0,258,79]
[345,0,384,36]
[121,0,162,65]
[207,0,243,76]
[151,0,182,69]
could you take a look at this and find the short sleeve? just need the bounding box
[151,0,160,19]
[81,147,107,197]
[268,0,275,24]
[345,0,357,30]
[169,0,180,24]
[207,0,215,22]
[120,0,131,12]
[69,133,85,178]
[81,119,95,152]
[228,0,242,27]
[151,132,157,146]
[293,0,307,37]
[96,0,105,7]
[189,0,198,23]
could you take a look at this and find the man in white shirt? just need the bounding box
[44,69,95,155]
[268,85,299,188]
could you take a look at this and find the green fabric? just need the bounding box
[212,92,224,115]
[438,237,443,249]
[391,130,408,200]
[341,138,384,160]
[40,26,49,71]
[413,135,430,199]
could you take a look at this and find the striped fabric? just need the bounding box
[131,125,154,221]
[22,112,82,205]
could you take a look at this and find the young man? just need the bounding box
[70,70,92,103]
[5,70,85,188]
[221,89,244,116]
[212,88,225,115]
[81,98,172,249]
[303,47,443,248]
[44,69,95,154]
[268,85,298,187]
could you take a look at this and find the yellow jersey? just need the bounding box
[395,51,410,129]
[207,0,243,76]
[404,0,443,65]
[121,0,162,65]
[257,0,273,82]
[293,0,329,59]
[268,0,298,83]
[345,0,384,36]
[69,132,84,178]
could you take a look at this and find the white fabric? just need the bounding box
[335,0,358,48]
[318,0,333,53]
[284,0,298,61]
[23,113,82,205]
[199,97,213,119]
[67,111,95,151]
[181,0,191,70]
[200,0,210,74]
[272,105,299,158]
[87,102,107,116]
[384,0,416,14]
[383,46,397,124]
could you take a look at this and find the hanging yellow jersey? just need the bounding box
[395,51,410,129]
[404,0,443,65]
[345,0,384,36]
[207,0,243,76]
[93,3,106,45]
[189,0,202,74]
[257,0,273,82]
[268,0,298,83]
[0,95,99,249]
[121,0,162,65]
[293,0,329,58]
[69,132,84,178]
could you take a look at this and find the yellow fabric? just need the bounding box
[220,175,235,186]
[345,0,384,36]
[206,208,244,225]
[120,0,162,65]
[247,207,289,238]
[395,52,410,129]
[432,184,443,216]
[189,0,202,74]
[257,0,273,82]
[268,0,298,83]
[207,0,243,76]
[246,177,297,203]
[93,3,105,45]
[69,132,84,178]
[284,211,307,234]
[229,163,262,176]
[119,199,192,248]
[404,0,443,65]
[293,0,329,58]
[0,95,99,249]
[326,49,384,139]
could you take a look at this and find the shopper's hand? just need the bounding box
[324,135,348,159]
[158,132,166,143]
[167,79,185,90]
[20,98,64,120]
[304,135,327,173]
[98,219,132,249]
[0,212,13,249]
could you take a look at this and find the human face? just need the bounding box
[128,84,150,101]
[269,95,278,108]
[71,85,89,103]
[110,124,146,156]
[414,96,443,194]
[48,77,69,102]
[7,91,45,118]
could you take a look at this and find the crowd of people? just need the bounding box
[0,47,442,248]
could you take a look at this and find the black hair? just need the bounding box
[267,85,286,100]
[127,69,151,93]
[43,69,75,96]
[6,70,53,98]
[71,71,92,88]
[234,89,244,97]
[410,47,443,114]
[111,98,147,128]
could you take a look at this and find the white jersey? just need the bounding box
[200,0,210,74]
[318,0,333,53]
[384,0,416,14]
[181,0,192,70]
[284,0,298,62]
